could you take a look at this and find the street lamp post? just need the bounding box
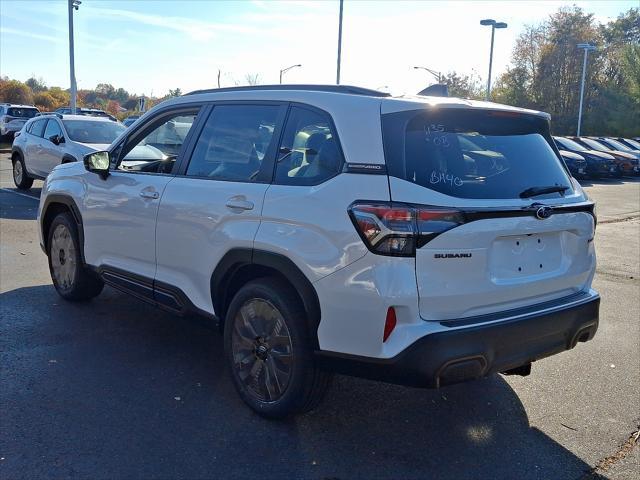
[68,0,81,114]
[279,64,302,84]
[576,43,596,137]
[480,19,507,101]
[336,0,344,84]
[413,66,441,84]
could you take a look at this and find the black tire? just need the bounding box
[12,154,34,190]
[47,212,104,301]
[224,277,332,418]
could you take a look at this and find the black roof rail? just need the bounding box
[185,84,391,98]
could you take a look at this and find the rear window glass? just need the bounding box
[382,109,572,199]
[62,120,125,144]
[8,107,39,118]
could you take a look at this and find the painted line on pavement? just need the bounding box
[0,188,40,201]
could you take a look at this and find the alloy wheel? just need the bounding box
[231,298,294,402]
[13,160,23,185]
[50,224,77,291]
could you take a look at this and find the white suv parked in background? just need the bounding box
[1,103,40,139]
[37,85,600,418]
[11,114,126,190]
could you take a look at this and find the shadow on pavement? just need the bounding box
[0,188,41,220]
[578,176,640,187]
[0,285,607,480]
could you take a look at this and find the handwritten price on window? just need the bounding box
[430,171,463,187]
[424,124,450,147]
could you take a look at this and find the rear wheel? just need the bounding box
[47,212,104,301]
[12,155,33,190]
[224,277,331,418]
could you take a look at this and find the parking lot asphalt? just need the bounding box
[1,153,638,480]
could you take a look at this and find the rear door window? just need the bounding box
[43,119,63,140]
[274,106,343,185]
[30,119,47,137]
[382,109,572,199]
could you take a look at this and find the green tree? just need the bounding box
[441,71,484,100]
[25,76,47,93]
[493,6,639,136]
[168,88,182,97]
[95,83,115,98]
[113,87,130,103]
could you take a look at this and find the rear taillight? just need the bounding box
[348,202,465,256]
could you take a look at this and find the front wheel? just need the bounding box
[12,155,33,190]
[47,212,104,301]
[224,278,332,418]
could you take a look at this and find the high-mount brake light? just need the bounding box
[348,202,465,256]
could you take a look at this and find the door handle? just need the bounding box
[225,197,254,211]
[140,190,159,199]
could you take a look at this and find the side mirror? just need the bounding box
[50,134,65,145]
[83,151,110,179]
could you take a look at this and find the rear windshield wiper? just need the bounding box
[519,185,568,198]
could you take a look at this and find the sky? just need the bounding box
[0,0,636,98]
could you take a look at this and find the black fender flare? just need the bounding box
[10,146,24,161]
[40,194,86,263]
[211,248,322,348]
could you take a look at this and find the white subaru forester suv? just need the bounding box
[37,85,600,418]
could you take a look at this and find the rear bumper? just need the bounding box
[316,292,599,388]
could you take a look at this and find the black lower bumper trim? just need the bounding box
[315,295,599,388]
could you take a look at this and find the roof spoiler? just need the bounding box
[417,84,449,97]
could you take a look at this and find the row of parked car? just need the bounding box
[556,136,640,178]
[0,102,141,140]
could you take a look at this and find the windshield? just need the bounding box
[382,109,572,199]
[602,138,631,151]
[625,138,640,149]
[555,137,586,151]
[579,138,610,152]
[63,120,125,144]
[8,107,39,118]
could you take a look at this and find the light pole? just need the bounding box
[336,0,344,84]
[576,43,596,137]
[413,66,441,84]
[279,64,302,84]
[68,0,81,114]
[480,19,507,101]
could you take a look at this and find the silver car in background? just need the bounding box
[11,114,126,189]
[11,113,167,190]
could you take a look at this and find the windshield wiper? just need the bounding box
[519,185,568,198]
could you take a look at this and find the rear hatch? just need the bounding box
[4,107,39,130]
[380,105,596,321]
